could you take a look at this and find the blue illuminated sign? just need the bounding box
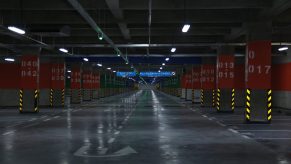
[140,72,175,77]
[116,72,136,77]
[116,71,175,77]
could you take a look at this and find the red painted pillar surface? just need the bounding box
[19,55,39,113]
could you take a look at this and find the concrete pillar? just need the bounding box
[92,70,100,99]
[70,64,82,104]
[234,57,245,107]
[100,73,106,98]
[245,21,272,123]
[181,75,186,99]
[272,49,291,111]
[186,72,193,101]
[0,57,20,107]
[38,57,50,107]
[192,65,201,104]
[82,67,93,101]
[201,57,216,107]
[50,58,65,107]
[19,48,40,113]
[216,46,235,112]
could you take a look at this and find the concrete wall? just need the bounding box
[272,54,291,109]
[0,89,19,107]
[186,89,192,101]
[273,91,291,109]
[39,89,50,107]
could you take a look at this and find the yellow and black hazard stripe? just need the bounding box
[212,89,216,107]
[200,89,204,105]
[19,89,23,112]
[245,89,251,122]
[34,89,39,112]
[216,89,220,111]
[192,89,195,103]
[267,89,272,122]
[231,89,235,111]
[78,89,81,102]
[62,89,65,106]
[50,89,53,107]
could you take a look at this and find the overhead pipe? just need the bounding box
[9,42,291,48]
[0,25,72,56]
[67,0,149,84]
[66,0,128,63]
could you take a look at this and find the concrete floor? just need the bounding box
[0,90,289,164]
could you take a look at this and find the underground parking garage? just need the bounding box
[0,0,291,163]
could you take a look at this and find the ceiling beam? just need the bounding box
[119,0,272,9]
[226,0,291,41]
[105,0,131,40]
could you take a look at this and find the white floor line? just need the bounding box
[2,130,15,136]
[255,138,291,140]
[29,118,37,121]
[114,131,120,135]
[108,138,115,144]
[23,123,40,128]
[238,129,291,132]
[43,118,51,122]
[216,121,226,127]
[241,135,251,139]
[53,116,60,119]
[228,128,239,134]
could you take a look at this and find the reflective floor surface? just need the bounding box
[0,90,290,164]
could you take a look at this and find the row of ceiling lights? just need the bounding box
[7,26,122,74]
[158,24,185,70]
[158,48,173,72]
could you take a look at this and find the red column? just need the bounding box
[245,40,272,122]
[201,64,216,90]
[246,41,271,89]
[201,64,216,106]
[71,66,81,103]
[71,67,81,89]
[192,66,201,89]
[19,55,39,113]
[217,55,235,89]
[50,63,65,106]
[82,71,92,90]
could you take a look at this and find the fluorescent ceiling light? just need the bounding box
[107,67,111,70]
[67,76,71,79]
[171,48,176,53]
[182,24,190,33]
[83,58,89,62]
[67,70,71,73]
[278,46,288,51]
[4,58,15,62]
[113,70,116,73]
[160,67,163,70]
[165,58,170,61]
[158,70,161,72]
[98,32,103,40]
[162,63,165,66]
[59,48,68,53]
[97,63,102,67]
[8,26,25,35]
